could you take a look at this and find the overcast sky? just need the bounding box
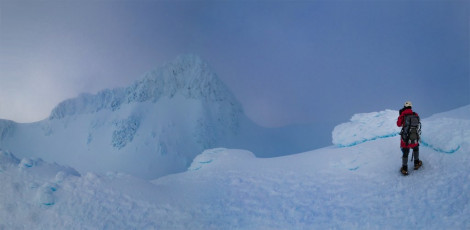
[0,0,468,127]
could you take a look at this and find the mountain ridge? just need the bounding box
[0,55,322,179]
[49,54,243,121]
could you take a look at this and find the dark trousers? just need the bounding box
[402,146,419,166]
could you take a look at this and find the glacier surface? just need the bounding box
[0,105,469,229]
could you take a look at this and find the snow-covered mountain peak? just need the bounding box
[0,55,323,179]
[129,54,241,109]
[153,54,215,84]
[49,54,242,120]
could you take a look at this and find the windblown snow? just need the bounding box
[1,105,469,229]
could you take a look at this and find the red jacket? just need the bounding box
[397,108,419,148]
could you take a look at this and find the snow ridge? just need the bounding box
[333,107,470,154]
[49,54,242,120]
[332,110,401,147]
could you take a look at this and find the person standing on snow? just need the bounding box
[397,101,422,175]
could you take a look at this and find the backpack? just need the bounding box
[400,113,421,144]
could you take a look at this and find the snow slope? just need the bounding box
[1,105,469,229]
[0,55,323,179]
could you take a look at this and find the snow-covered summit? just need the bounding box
[1,55,247,179]
[50,54,242,120]
[133,54,239,103]
[0,55,322,179]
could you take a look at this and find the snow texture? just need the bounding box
[419,105,470,153]
[188,148,255,171]
[332,106,470,154]
[111,116,141,149]
[1,105,469,229]
[332,109,401,147]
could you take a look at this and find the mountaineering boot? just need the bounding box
[414,160,422,170]
[401,165,408,176]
